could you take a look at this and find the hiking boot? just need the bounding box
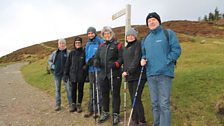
[138,122,147,126]
[69,103,76,112]
[84,111,94,118]
[93,112,100,119]
[130,119,138,126]
[129,119,138,126]
[76,103,82,113]
[98,111,110,124]
[113,113,120,125]
[55,106,61,111]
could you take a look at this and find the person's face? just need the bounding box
[87,32,96,39]
[103,31,111,40]
[126,34,136,42]
[147,18,160,30]
[58,42,66,50]
[75,41,82,48]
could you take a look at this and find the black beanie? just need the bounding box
[146,12,161,26]
[74,36,82,43]
[87,27,97,35]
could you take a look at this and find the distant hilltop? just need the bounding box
[0,20,224,64]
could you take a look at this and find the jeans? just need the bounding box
[54,74,72,107]
[88,72,102,112]
[147,75,172,126]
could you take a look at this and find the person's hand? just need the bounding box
[122,72,128,77]
[83,65,88,71]
[63,75,69,83]
[140,59,147,66]
[93,59,100,67]
[87,58,94,65]
[51,64,55,70]
[108,62,116,69]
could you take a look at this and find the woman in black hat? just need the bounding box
[64,36,87,113]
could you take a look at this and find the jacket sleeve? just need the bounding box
[64,52,72,76]
[166,29,181,65]
[85,43,89,63]
[48,51,55,69]
[127,42,141,74]
[93,46,101,67]
[141,39,146,59]
[114,42,123,68]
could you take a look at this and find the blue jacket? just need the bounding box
[85,35,103,72]
[141,25,181,78]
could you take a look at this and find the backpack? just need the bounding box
[143,28,177,65]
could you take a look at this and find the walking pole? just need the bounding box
[127,67,144,126]
[93,77,96,124]
[110,69,114,126]
[95,70,100,117]
[124,77,127,126]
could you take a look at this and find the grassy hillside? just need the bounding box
[21,36,224,125]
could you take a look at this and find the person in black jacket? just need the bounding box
[48,38,72,112]
[64,36,87,113]
[122,28,147,126]
[94,26,123,125]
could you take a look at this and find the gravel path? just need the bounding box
[0,63,108,126]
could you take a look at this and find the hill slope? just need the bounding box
[0,20,224,63]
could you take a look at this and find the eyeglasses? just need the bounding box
[75,41,81,44]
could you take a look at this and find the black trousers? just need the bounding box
[71,82,84,104]
[100,76,121,114]
[128,79,146,123]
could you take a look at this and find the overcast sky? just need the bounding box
[0,0,223,57]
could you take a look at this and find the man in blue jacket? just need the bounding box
[84,27,104,118]
[141,12,181,126]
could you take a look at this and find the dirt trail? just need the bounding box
[0,63,107,126]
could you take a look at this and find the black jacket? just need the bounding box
[54,49,68,76]
[64,47,87,83]
[94,39,123,79]
[123,40,146,81]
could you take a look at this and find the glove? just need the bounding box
[83,65,88,71]
[87,58,94,65]
[108,62,116,69]
[63,75,69,83]
[93,59,100,67]
[51,64,55,70]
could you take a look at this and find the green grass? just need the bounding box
[21,36,224,126]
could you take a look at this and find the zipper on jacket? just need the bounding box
[105,44,110,75]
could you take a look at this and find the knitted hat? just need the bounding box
[74,36,82,43]
[126,28,138,38]
[146,12,161,26]
[87,27,97,35]
[101,26,114,41]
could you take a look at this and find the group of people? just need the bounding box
[48,12,181,126]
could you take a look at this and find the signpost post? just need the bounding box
[112,4,131,43]
[112,4,131,126]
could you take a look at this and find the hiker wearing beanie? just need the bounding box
[93,26,123,125]
[64,36,87,113]
[122,28,147,126]
[141,12,181,126]
[84,27,104,118]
